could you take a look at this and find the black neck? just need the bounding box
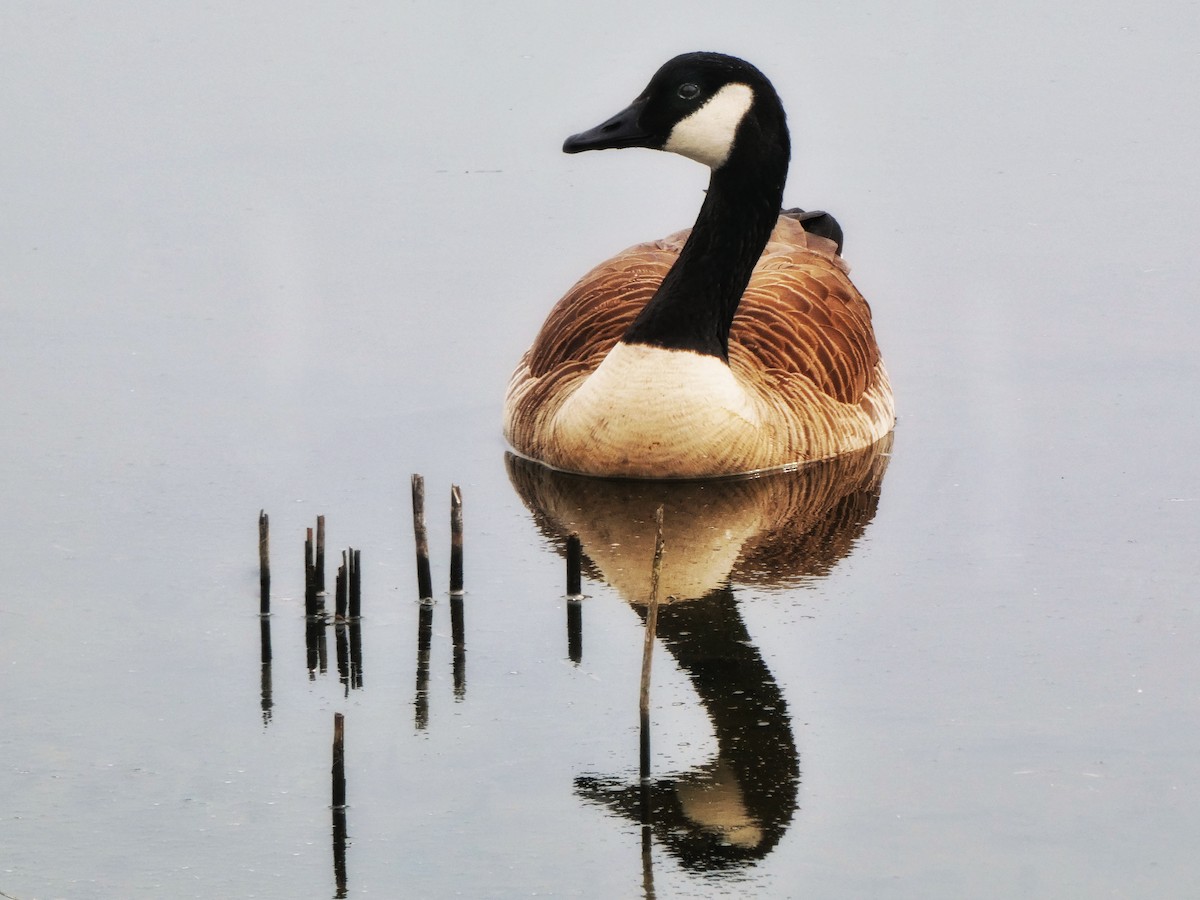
[621,127,789,359]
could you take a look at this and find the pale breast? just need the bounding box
[548,342,768,477]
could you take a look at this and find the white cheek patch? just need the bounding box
[663,82,754,169]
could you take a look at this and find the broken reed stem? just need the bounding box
[449,484,464,597]
[566,533,582,598]
[304,527,317,617]
[331,713,346,809]
[316,515,326,596]
[639,506,666,781]
[412,474,433,601]
[350,549,362,619]
[258,510,270,615]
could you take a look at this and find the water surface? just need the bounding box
[2,3,1199,897]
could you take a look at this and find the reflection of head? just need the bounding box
[674,758,765,849]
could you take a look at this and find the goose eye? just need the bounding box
[677,82,701,101]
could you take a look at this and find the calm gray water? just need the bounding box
[3,3,1198,898]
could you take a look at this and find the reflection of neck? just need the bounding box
[638,587,799,824]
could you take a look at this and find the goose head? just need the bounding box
[563,51,789,171]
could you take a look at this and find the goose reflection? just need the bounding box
[506,434,891,872]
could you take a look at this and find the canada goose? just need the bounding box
[503,52,894,478]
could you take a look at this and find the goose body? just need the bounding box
[503,52,894,478]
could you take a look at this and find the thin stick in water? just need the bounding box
[412,474,433,601]
[258,510,270,615]
[316,515,326,596]
[639,506,666,782]
[304,527,317,617]
[450,484,464,597]
[350,549,362,620]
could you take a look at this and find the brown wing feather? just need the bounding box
[523,217,880,405]
[734,262,879,404]
[525,240,678,378]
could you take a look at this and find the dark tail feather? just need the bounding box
[782,207,844,255]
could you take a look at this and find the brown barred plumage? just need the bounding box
[503,215,895,478]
